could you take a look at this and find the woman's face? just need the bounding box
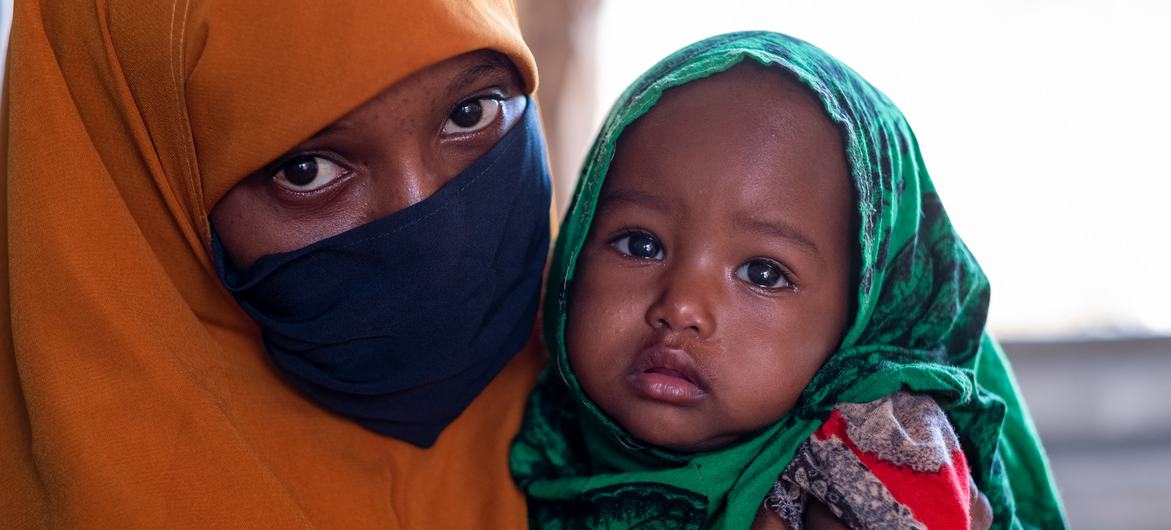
[211,50,527,269]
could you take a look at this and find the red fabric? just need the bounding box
[815,411,971,529]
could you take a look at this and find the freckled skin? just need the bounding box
[211,50,526,269]
[567,63,854,453]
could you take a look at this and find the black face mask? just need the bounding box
[213,99,551,447]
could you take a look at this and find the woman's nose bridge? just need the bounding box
[398,163,443,206]
[646,255,720,336]
[368,146,451,219]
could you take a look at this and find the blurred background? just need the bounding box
[518,0,1170,528]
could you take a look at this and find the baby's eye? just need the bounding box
[272,155,348,193]
[442,97,503,135]
[736,258,791,289]
[611,231,664,260]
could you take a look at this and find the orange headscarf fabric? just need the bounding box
[1,1,544,527]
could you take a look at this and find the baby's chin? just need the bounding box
[616,409,751,453]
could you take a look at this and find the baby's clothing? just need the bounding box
[767,393,970,530]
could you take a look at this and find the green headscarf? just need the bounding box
[511,32,1066,529]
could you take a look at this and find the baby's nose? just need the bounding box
[644,271,718,338]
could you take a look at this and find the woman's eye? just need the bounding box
[272,155,348,193]
[736,259,791,289]
[611,232,664,260]
[442,97,503,135]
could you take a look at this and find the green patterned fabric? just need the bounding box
[511,32,1066,529]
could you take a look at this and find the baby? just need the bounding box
[566,61,959,530]
[512,32,1064,530]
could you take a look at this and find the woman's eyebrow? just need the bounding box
[447,57,514,99]
[734,213,819,254]
[310,58,515,141]
[316,117,358,138]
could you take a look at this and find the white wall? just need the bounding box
[593,0,1171,340]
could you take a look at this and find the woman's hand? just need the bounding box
[750,503,797,530]
[970,476,993,530]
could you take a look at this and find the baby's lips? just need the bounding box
[626,369,707,405]
[629,343,709,392]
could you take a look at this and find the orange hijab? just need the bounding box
[1,1,544,527]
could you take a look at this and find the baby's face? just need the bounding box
[567,64,853,452]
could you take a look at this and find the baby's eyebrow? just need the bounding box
[734,213,819,254]
[596,188,669,212]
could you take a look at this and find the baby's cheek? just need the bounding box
[566,259,634,355]
[565,289,614,382]
[723,357,809,428]
[743,381,801,420]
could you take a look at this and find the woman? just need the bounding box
[2,0,548,526]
